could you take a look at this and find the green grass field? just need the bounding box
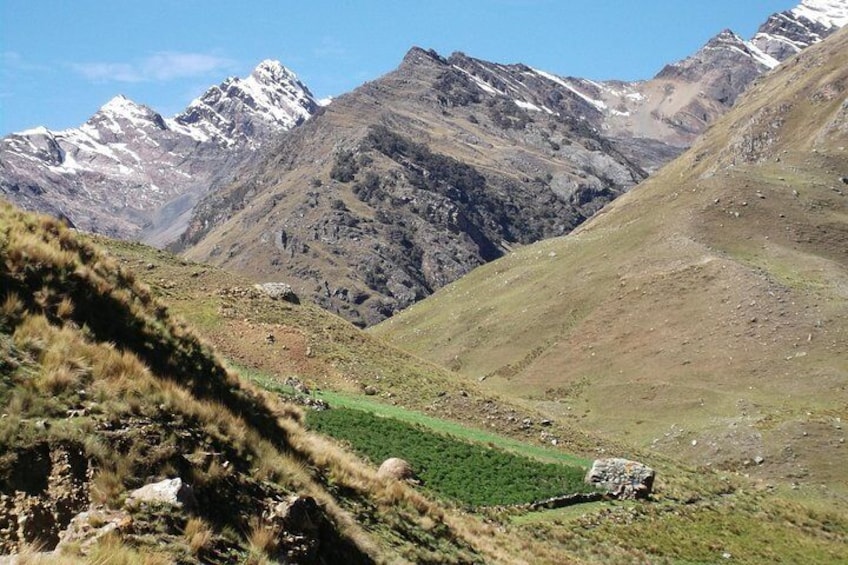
[307,407,591,507]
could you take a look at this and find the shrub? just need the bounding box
[330,150,359,183]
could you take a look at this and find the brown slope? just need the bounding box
[373,28,848,492]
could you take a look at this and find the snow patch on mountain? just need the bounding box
[793,0,848,29]
[532,68,607,112]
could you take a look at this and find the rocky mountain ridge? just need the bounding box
[0,60,318,246]
[178,1,846,326]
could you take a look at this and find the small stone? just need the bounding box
[754,456,765,465]
[125,478,196,510]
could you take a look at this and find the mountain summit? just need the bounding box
[753,0,848,61]
[0,60,318,245]
[173,59,317,148]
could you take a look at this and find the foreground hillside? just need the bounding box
[375,27,848,498]
[0,201,558,563]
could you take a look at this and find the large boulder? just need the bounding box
[254,282,299,303]
[585,458,655,500]
[376,458,416,482]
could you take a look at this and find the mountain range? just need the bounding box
[0,60,318,245]
[177,0,848,325]
[0,0,846,327]
[1,1,848,562]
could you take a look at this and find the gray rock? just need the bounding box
[254,282,299,303]
[585,458,655,500]
[125,477,196,510]
[54,508,132,554]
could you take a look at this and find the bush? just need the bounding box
[330,150,358,183]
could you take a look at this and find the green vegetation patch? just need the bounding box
[307,407,590,507]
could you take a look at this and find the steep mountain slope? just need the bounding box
[374,27,848,494]
[179,2,845,328]
[0,60,317,246]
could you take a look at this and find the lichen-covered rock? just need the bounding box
[585,458,655,500]
[54,508,133,554]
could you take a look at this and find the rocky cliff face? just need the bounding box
[178,47,651,327]
[0,60,318,246]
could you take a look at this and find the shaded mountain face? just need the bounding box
[0,60,317,246]
[374,27,848,488]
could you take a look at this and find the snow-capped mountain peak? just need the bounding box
[174,59,317,148]
[1,58,319,244]
[792,0,848,29]
[253,59,296,82]
[752,0,848,62]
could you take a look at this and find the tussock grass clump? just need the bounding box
[183,517,214,555]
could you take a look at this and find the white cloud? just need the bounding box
[71,52,235,83]
[2,51,51,72]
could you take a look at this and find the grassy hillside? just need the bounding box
[0,200,561,564]
[4,201,846,563]
[93,208,848,563]
[374,27,848,498]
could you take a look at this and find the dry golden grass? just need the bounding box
[184,517,214,555]
[247,517,279,559]
[90,469,125,508]
[86,533,172,565]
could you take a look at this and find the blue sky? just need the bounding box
[1,0,797,136]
